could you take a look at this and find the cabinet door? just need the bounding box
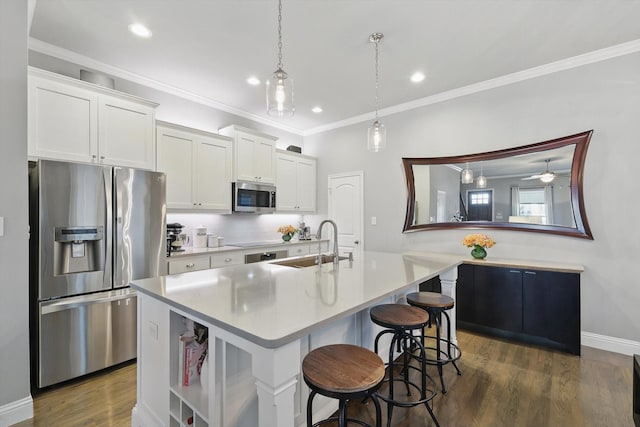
[276,154,298,211]
[456,264,475,324]
[522,270,580,353]
[156,127,195,209]
[28,76,98,163]
[296,158,316,212]
[235,132,257,182]
[98,95,155,170]
[254,138,276,184]
[167,256,210,274]
[194,136,232,211]
[475,266,523,333]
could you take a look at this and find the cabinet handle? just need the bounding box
[524,271,537,275]
[198,203,202,206]
[225,258,232,263]
[193,203,197,206]
[100,156,105,160]
[509,270,520,274]
[186,263,195,268]
[92,154,97,159]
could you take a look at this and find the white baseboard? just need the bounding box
[0,395,33,427]
[581,331,640,356]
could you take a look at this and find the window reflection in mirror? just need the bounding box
[403,131,593,239]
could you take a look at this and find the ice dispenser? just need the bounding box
[54,226,105,275]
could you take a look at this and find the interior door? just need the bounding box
[328,172,363,255]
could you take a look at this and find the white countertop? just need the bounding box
[167,239,326,258]
[132,251,458,348]
[132,250,583,348]
[403,251,585,273]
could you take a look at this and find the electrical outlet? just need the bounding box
[0,217,4,237]
[147,321,159,341]
[371,216,377,225]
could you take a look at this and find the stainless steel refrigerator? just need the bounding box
[29,160,166,388]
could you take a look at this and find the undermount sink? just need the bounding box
[272,254,349,268]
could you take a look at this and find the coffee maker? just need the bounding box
[166,223,185,255]
[298,221,312,240]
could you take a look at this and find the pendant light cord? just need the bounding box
[277,0,283,70]
[374,37,379,122]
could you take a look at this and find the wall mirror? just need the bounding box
[402,131,593,239]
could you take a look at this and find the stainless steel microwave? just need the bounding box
[232,181,276,213]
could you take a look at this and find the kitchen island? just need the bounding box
[130,250,462,427]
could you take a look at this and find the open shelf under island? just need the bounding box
[130,251,583,427]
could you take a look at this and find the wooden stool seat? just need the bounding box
[369,304,429,329]
[406,292,454,310]
[303,344,385,394]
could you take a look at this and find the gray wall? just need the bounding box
[0,0,31,413]
[305,52,640,343]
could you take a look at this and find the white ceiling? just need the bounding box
[29,0,640,135]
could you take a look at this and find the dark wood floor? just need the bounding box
[12,330,634,426]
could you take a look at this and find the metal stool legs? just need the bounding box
[306,389,382,427]
[425,308,462,394]
[374,328,440,427]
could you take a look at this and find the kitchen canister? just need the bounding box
[207,235,218,248]
[193,227,207,248]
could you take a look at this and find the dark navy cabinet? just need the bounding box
[456,264,580,355]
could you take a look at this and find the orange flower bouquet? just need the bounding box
[277,225,298,242]
[462,233,495,259]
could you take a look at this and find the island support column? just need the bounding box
[439,266,458,346]
[251,339,301,427]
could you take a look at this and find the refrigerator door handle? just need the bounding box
[41,289,136,315]
[104,167,113,289]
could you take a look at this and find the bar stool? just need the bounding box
[370,304,440,427]
[302,344,384,427]
[406,292,462,394]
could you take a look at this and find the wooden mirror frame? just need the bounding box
[402,130,593,239]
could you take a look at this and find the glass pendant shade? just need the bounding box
[266,68,294,117]
[367,120,386,152]
[461,163,474,184]
[476,175,487,188]
[539,172,555,183]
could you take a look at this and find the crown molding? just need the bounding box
[28,37,305,136]
[303,38,640,136]
[28,36,640,138]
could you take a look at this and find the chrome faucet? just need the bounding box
[317,219,339,264]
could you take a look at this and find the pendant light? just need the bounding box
[461,162,473,184]
[367,33,386,152]
[266,0,294,116]
[476,163,487,188]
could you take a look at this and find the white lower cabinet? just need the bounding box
[210,252,244,268]
[168,256,211,274]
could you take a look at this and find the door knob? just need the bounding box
[354,240,360,245]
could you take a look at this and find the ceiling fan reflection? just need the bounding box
[522,159,556,183]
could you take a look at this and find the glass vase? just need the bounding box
[282,234,292,242]
[471,245,487,259]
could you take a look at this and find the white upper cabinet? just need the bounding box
[219,125,277,184]
[276,150,317,213]
[156,122,233,212]
[28,67,157,170]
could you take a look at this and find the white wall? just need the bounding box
[305,52,640,344]
[0,0,32,423]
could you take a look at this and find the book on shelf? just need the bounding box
[178,318,209,387]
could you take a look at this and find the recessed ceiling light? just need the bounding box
[410,71,426,83]
[128,23,152,38]
[247,77,261,86]
[311,106,323,113]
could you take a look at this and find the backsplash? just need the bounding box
[167,213,322,246]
